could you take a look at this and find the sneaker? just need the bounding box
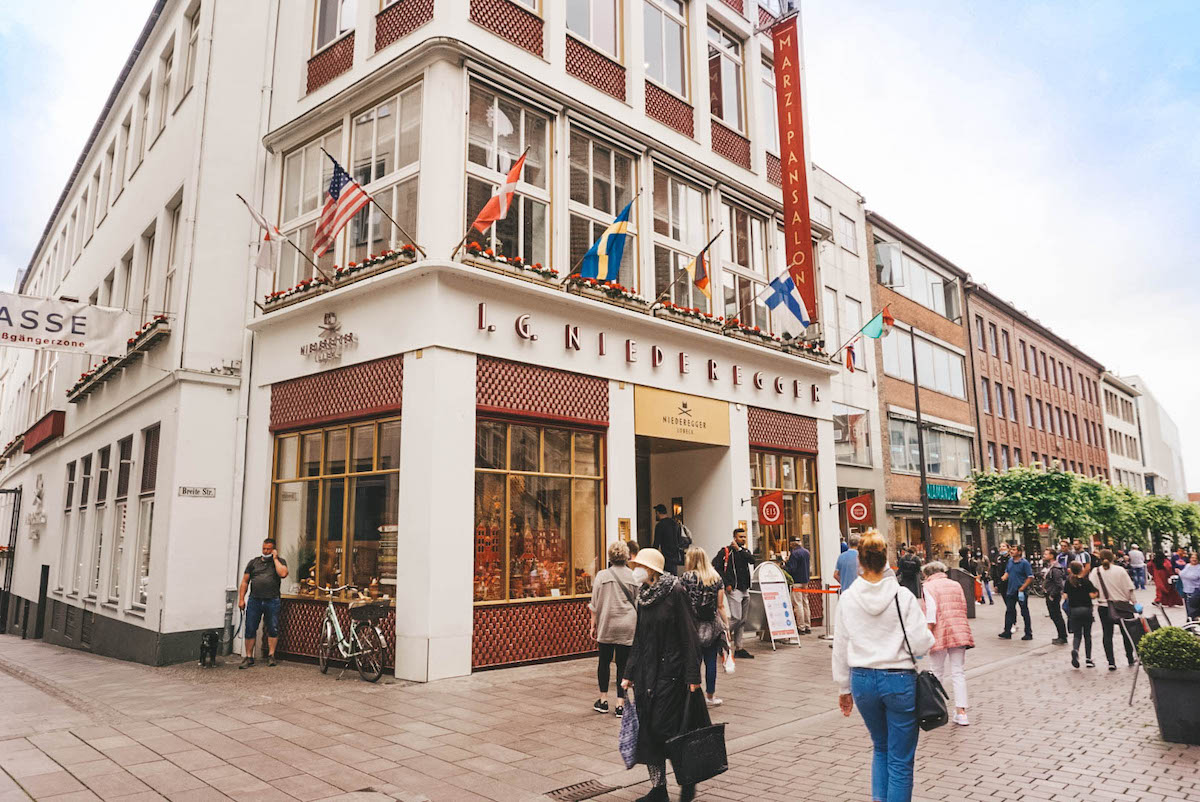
[706,697,723,707]
[1071,651,1079,668]
[998,632,1012,639]
[734,649,755,659]
[1021,634,1034,641]
[614,705,623,718]
[1085,659,1095,668]
[238,657,254,669]
[1052,637,1068,645]
[1108,663,1117,671]
[592,699,609,714]
[953,713,969,726]
[268,656,277,667]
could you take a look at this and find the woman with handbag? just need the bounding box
[621,548,704,802]
[590,540,640,716]
[920,561,974,726]
[681,546,728,707]
[1093,549,1137,670]
[833,531,935,802]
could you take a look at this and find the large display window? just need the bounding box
[474,419,604,603]
[270,417,401,600]
[749,450,819,575]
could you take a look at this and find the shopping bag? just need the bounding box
[666,690,728,786]
[618,694,639,770]
[974,579,983,603]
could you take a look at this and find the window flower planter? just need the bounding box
[462,244,560,288]
[781,335,831,362]
[564,276,651,314]
[67,316,172,403]
[723,320,783,351]
[652,301,725,333]
[263,246,418,312]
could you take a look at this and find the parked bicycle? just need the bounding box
[316,585,389,682]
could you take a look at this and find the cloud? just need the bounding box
[803,0,1200,493]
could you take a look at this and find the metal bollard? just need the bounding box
[820,583,838,642]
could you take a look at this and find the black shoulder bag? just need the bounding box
[1095,569,1137,620]
[893,594,950,731]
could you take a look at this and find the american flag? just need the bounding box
[312,156,371,257]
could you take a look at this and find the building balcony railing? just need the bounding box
[67,316,172,404]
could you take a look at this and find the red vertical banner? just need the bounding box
[772,17,818,324]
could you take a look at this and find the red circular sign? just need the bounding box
[761,499,783,525]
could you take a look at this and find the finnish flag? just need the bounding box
[764,273,811,336]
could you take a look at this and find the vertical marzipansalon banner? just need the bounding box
[772,16,818,325]
[0,292,134,357]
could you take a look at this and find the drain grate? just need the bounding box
[546,780,618,801]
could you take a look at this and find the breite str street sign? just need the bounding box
[771,16,818,325]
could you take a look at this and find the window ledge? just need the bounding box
[645,77,689,106]
[101,602,119,611]
[173,85,193,115]
[149,127,166,152]
[126,606,146,618]
[111,187,124,207]
[129,161,143,181]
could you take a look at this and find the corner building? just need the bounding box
[244,0,842,681]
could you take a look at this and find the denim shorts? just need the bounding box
[246,596,281,638]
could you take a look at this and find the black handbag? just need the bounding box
[1095,570,1137,620]
[893,595,950,732]
[665,689,728,786]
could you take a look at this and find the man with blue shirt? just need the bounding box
[999,543,1034,640]
[833,532,861,594]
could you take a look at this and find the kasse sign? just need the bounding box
[0,292,134,357]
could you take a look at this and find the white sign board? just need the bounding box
[0,292,134,356]
[757,562,800,646]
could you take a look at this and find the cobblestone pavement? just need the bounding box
[0,588,1194,801]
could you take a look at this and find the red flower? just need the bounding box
[484,248,495,257]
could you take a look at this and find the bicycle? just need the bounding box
[316,585,389,682]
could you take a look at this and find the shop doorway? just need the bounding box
[634,435,731,558]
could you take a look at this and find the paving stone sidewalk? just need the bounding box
[0,589,1194,801]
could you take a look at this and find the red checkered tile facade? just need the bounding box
[306,32,355,94]
[712,120,751,169]
[276,597,397,669]
[718,0,745,15]
[758,5,775,28]
[645,82,694,138]
[469,0,544,57]
[565,36,626,101]
[375,0,434,52]
[476,357,609,426]
[747,406,818,454]
[473,598,593,668]
[766,152,782,187]
[270,355,403,432]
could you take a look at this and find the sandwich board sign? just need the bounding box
[757,561,800,649]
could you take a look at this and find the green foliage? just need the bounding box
[1138,627,1200,671]
[1176,503,1200,549]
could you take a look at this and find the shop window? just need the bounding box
[652,167,709,310]
[345,83,422,263]
[644,0,687,98]
[707,23,743,132]
[473,420,604,603]
[133,425,160,608]
[720,201,769,329]
[279,128,343,287]
[466,84,550,264]
[749,451,818,571]
[569,128,637,288]
[271,417,401,599]
[109,437,133,603]
[833,403,871,467]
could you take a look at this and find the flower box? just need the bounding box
[262,247,420,312]
[781,337,830,361]
[723,321,783,351]
[463,251,560,288]
[652,303,725,333]
[263,276,331,312]
[564,277,651,313]
[68,316,173,403]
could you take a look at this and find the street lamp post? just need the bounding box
[908,331,934,561]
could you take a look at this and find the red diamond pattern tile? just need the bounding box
[277,597,397,669]
[565,36,626,100]
[270,355,403,432]
[375,0,434,52]
[473,599,593,668]
[476,357,608,426]
[645,82,694,138]
[766,152,782,187]
[747,406,818,453]
[470,0,544,57]
[712,119,751,169]
[307,32,355,94]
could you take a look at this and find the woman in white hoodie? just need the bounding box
[833,531,935,802]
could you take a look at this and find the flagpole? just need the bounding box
[316,148,427,260]
[564,191,645,281]
[651,229,722,307]
[237,193,334,284]
[451,147,530,259]
[723,274,775,330]
[830,307,891,359]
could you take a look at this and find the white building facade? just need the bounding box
[1122,375,1188,501]
[1100,373,1144,493]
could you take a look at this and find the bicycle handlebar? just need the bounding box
[319,585,354,595]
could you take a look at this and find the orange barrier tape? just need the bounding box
[792,588,838,595]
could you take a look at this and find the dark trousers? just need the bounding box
[1099,606,1135,667]
[597,642,630,697]
[1069,607,1093,659]
[1003,593,1032,636]
[1046,594,1067,640]
[701,643,719,696]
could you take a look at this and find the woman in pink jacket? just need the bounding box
[921,561,975,726]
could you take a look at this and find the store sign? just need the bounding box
[479,303,821,403]
[925,483,963,502]
[300,311,357,363]
[771,16,818,325]
[0,291,133,357]
[846,492,875,526]
[758,490,785,525]
[633,387,730,446]
[178,486,216,498]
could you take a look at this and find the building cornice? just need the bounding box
[964,280,1105,372]
[863,211,970,280]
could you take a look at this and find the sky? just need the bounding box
[0,1,1197,491]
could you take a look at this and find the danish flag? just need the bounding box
[471,151,528,232]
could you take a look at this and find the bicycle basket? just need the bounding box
[349,600,391,622]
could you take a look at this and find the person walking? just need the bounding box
[681,546,727,707]
[1064,561,1099,668]
[713,528,755,660]
[237,538,288,668]
[999,544,1034,640]
[1170,546,1188,574]
[897,545,922,599]
[589,540,639,716]
[920,561,974,726]
[1150,551,1183,607]
[1127,545,1147,590]
[1178,551,1200,620]
[651,504,684,576]
[1056,540,1073,569]
[1093,549,1137,671]
[784,537,813,634]
[834,532,862,593]
[1041,548,1069,645]
[1071,540,1093,576]
[991,542,1010,601]
[974,551,993,605]
[833,531,935,802]
[621,548,702,802]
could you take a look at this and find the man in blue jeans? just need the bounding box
[999,544,1034,641]
[238,538,289,668]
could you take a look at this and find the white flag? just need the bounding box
[237,194,286,272]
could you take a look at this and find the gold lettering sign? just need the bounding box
[634,387,730,446]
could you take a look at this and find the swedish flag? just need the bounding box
[580,200,634,282]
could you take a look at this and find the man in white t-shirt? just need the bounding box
[1127,546,1146,590]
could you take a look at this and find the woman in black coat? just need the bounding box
[622,548,702,802]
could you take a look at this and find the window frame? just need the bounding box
[749,449,820,572]
[132,425,160,610]
[566,0,621,60]
[162,203,182,314]
[643,0,689,100]
[833,402,871,467]
[313,0,356,55]
[568,125,638,289]
[156,43,174,137]
[707,22,745,132]
[184,3,201,93]
[651,166,710,311]
[719,199,770,330]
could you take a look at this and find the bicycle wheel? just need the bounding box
[318,619,335,674]
[354,622,385,682]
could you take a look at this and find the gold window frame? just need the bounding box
[749,448,820,579]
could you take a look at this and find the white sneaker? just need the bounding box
[706,697,723,707]
[953,713,969,726]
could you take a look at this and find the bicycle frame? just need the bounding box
[320,589,386,660]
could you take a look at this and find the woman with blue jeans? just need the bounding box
[833,531,935,802]
[681,547,728,706]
